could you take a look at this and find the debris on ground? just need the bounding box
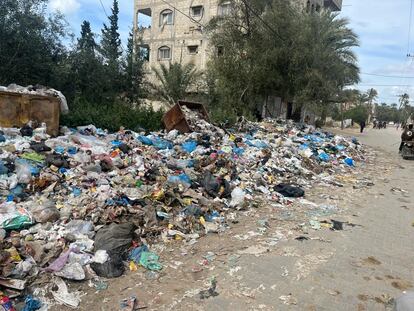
[0,113,365,307]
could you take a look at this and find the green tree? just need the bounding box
[344,104,368,124]
[149,63,202,105]
[100,0,122,94]
[399,93,411,124]
[71,21,105,102]
[122,30,144,103]
[206,0,360,122]
[0,0,69,86]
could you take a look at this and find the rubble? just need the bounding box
[0,113,365,307]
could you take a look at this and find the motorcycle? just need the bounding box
[401,141,414,160]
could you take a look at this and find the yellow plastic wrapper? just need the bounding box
[6,247,22,262]
[152,189,165,200]
[129,261,138,271]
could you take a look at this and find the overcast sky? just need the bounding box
[49,0,414,105]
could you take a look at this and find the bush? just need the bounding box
[344,105,368,125]
[61,97,164,132]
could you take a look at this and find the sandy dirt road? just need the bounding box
[52,126,414,311]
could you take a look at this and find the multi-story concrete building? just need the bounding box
[135,0,343,120]
[134,0,225,73]
[133,0,342,74]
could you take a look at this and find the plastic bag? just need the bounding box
[318,152,330,162]
[16,162,32,184]
[32,201,60,224]
[152,137,173,150]
[0,161,8,175]
[230,187,246,208]
[344,157,355,166]
[90,253,125,278]
[139,251,162,271]
[22,295,41,311]
[138,135,153,145]
[182,141,197,153]
[0,203,32,230]
[274,184,305,198]
[167,173,191,186]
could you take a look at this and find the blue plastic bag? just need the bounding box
[54,146,65,154]
[67,146,77,155]
[344,157,355,167]
[182,141,197,153]
[0,135,6,143]
[111,140,123,147]
[233,147,245,155]
[138,136,153,146]
[0,161,8,175]
[246,139,268,149]
[167,173,191,186]
[23,295,42,311]
[319,152,330,162]
[152,138,173,150]
[129,245,149,264]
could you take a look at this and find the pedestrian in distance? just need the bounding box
[360,120,366,133]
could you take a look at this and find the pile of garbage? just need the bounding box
[0,116,364,308]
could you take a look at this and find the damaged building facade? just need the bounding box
[133,0,342,120]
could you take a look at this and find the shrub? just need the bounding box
[61,97,164,132]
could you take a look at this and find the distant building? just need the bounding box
[134,0,342,121]
[133,0,342,76]
[134,0,225,75]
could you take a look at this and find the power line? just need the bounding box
[358,84,412,87]
[238,0,285,41]
[97,0,125,52]
[159,0,205,27]
[361,72,414,79]
[98,0,109,18]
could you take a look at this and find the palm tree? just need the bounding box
[148,62,202,106]
[293,10,360,113]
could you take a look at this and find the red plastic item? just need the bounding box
[0,296,16,311]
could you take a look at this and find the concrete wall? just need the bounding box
[134,0,221,75]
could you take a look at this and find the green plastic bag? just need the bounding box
[2,215,33,230]
[139,251,162,271]
[20,153,45,163]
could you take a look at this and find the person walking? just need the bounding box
[360,120,366,133]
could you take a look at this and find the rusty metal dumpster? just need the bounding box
[0,91,60,136]
[162,100,209,133]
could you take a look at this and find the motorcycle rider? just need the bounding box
[399,121,414,152]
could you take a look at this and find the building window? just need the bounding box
[218,2,232,16]
[158,46,171,60]
[160,9,173,26]
[191,5,203,17]
[139,45,150,61]
[188,45,199,55]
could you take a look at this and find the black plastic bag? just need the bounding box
[274,183,305,198]
[202,171,231,198]
[90,253,124,278]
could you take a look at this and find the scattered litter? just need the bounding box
[0,111,365,307]
[279,294,298,305]
[199,277,219,299]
